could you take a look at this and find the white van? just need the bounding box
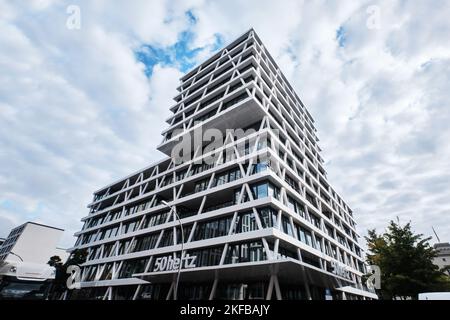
[418,292,450,300]
[0,260,56,299]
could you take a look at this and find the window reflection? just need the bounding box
[119,258,149,279]
[235,212,258,233]
[250,181,280,200]
[194,216,232,241]
[225,241,266,264]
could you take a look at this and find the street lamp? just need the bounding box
[9,251,24,262]
[161,200,184,300]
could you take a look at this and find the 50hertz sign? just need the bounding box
[153,254,197,272]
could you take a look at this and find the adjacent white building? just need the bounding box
[0,222,67,299]
[0,222,67,264]
[69,29,377,300]
[433,243,450,275]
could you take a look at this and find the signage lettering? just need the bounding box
[153,254,197,272]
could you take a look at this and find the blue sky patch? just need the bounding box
[136,10,224,77]
[136,31,224,77]
[0,199,15,210]
[186,10,198,24]
[336,26,347,47]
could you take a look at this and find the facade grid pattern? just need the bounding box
[69,29,375,301]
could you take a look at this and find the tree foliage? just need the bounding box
[365,220,449,299]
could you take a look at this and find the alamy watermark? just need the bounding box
[66,5,81,30]
[66,265,81,289]
[366,5,381,30]
[366,265,382,290]
[168,126,280,166]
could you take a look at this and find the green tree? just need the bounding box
[64,249,88,267]
[365,220,447,300]
[48,255,63,267]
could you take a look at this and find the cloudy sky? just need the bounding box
[1,0,449,248]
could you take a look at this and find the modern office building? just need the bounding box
[0,238,5,247]
[69,29,377,300]
[0,222,67,263]
[433,243,450,276]
[0,222,67,299]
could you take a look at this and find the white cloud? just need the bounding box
[0,0,184,247]
[0,0,449,250]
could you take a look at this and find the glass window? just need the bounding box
[257,136,269,150]
[189,246,223,267]
[159,229,174,247]
[233,189,249,204]
[194,178,209,192]
[235,212,258,233]
[118,239,132,255]
[298,226,306,243]
[133,233,159,252]
[257,183,268,198]
[212,168,242,188]
[102,243,115,258]
[287,196,296,212]
[305,192,317,208]
[88,246,101,261]
[251,161,268,174]
[251,182,268,199]
[286,197,305,218]
[99,263,113,280]
[282,216,294,237]
[331,246,337,259]
[325,225,334,239]
[118,258,149,279]
[268,183,280,200]
[278,246,297,259]
[84,265,98,282]
[304,229,312,246]
[175,225,192,244]
[225,241,266,264]
[122,219,138,235]
[194,216,232,241]
[258,207,278,228]
[315,236,323,252]
[310,214,321,229]
[229,168,242,182]
[143,211,168,229]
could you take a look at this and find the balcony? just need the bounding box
[157,94,266,156]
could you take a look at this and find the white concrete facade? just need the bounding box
[433,243,450,275]
[69,29,376,300]
[0,222,65,264]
